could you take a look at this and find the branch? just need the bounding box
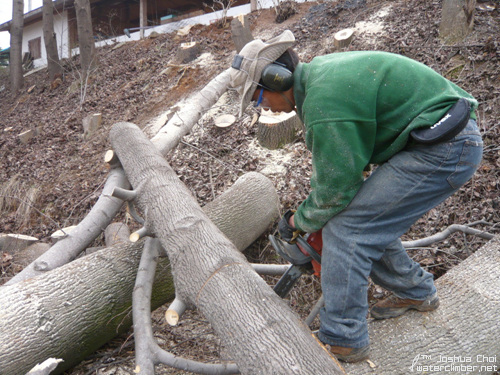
[132,237,239,374]
[402,224,495,248]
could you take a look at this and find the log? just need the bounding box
[12,242,51,268]
[343,236,500,374]
[104,222,130,247]
[334,28,354,49]
[257,109,303,149]
[439,0,476,43]
[0,171,280,375]
[110,122,343,374]
[231,14,253,53]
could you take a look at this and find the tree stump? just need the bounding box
[0,233,38,254]
[231,14,253,53]
[439,0,476,43]
[50,226,77,244]
[82,113,102,139]
[257,109,303,149]
[174,42,200,64]
[334,28,354,49]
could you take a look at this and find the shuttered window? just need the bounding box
[28,37,42,59]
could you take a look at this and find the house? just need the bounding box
[0,0,284,70]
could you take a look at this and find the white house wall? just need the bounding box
[23,9,70,69]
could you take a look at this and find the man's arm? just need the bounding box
[293,120,375,233]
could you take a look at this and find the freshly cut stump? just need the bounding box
[174,42,200,64]
[334,28,354,49]
[257,109,302,149]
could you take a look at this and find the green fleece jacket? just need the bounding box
[292,51,477,233]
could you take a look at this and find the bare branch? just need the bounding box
[402,224,495,248]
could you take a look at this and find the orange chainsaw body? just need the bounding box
[298,229,323,277]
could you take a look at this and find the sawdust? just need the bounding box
[354,5,392,45]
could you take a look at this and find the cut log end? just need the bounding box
[129,232,141,243]
[104,150,121,168]
[165,310,180,326]
[257,110,302,150]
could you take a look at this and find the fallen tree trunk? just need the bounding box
[110,122,343,374]
[343,236,500,374]
[0,172,279,375]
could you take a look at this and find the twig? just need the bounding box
[180,140,243,172]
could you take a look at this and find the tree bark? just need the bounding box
[343,237,500,374]
[0,172,280,375]
[439,0,476,43]
[74,0,96,78]
[42,0,62,81]
[10,0,24,94]
[231,14,253,53]
[110,121,343,375]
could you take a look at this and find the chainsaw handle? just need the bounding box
[296,236,322,264]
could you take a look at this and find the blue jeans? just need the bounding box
[317,119,483,348]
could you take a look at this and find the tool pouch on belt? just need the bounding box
[410,98,471,145]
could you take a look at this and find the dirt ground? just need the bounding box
[0,0,499,374]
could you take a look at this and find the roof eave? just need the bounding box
[0,0,75,33]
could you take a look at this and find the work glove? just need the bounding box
[278,209,304,243]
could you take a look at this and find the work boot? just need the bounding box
[330,345,370,363]
[370,293,439,320]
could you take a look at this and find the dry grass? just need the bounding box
[0,175,40,231]
[0,174,24,213]
[15,186,39,230]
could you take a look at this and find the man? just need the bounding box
[230,30,483,362]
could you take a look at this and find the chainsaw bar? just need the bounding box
[269,235,313,298]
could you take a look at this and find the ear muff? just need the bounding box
[261,63,294,92]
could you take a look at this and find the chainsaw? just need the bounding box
[269,229,323,298]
